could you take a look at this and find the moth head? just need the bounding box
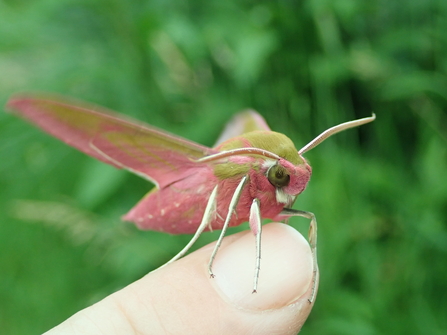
[265,158,312,205]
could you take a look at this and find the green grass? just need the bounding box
[1,0,447,334]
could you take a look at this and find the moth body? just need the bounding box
[124,130,312,234]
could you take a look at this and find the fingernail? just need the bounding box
[212,222,313,310]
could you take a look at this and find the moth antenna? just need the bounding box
[299,113,376,155]
[197,148,281,163]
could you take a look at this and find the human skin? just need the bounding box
[44,222,318,334]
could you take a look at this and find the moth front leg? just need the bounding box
[249,198,262,293]
[208,176,248,278]
[280,208,318,303]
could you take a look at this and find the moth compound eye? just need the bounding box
[267,164,290,188]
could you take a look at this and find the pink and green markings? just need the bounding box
[6,95,375,302]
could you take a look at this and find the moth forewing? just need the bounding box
[214,110,271,145]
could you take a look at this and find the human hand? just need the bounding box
[44,222,318,334]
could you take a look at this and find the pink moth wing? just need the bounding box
[7,96,300,234]
[7,96,216,188]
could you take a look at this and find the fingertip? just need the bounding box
[212,222,314,310]
[51,223,318,335]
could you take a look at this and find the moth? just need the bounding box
[6,95,375,302]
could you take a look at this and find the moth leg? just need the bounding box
[208,176,248,278]
[280,208,318,303]
[249,198,262,293]
[163,186,218,266]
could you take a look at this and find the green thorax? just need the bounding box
[213,131,303,179]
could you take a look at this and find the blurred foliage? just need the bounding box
[1,0,446,334]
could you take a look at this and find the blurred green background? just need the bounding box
[1,0,446,334]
